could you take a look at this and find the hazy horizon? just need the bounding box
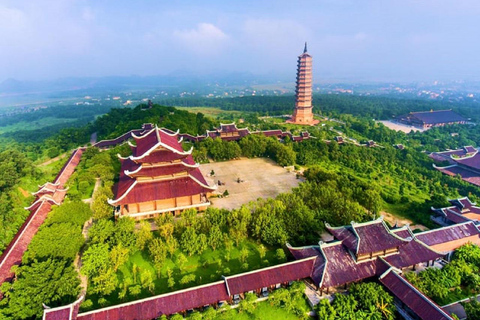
[2,0,480,83]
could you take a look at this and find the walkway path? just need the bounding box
[0,148,84,287]
[37,152,68,167]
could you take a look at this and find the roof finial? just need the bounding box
[303,42,308,53]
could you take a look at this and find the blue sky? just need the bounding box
[1,0,479,82]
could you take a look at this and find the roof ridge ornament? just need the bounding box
[304,42,307,53]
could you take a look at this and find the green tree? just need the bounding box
[315,299,336,320]
[88,218,115,244]
[208,225,223,251]
[136,220,153,250]
[91,186,114,219]
[181,227,199,256]
[140,270,155,293]
[110,243,130,272]
[4,259,80,319]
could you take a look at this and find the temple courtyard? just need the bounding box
[200,158,301,210]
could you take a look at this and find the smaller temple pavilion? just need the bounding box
[108,126,216,219]
[432,197,480,226]
[430,146,480,187]
[288,218,449,295]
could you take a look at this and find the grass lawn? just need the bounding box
[84,239,284,310]
[213,301,304,320]
[176,107,243,119]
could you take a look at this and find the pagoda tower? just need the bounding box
[287,43,319,125]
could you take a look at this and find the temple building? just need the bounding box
[396,109,467,129]
[44,216,480,320]
[287,43,319,125]
[108,126,216,219]
[430,146,480,186]
[432,197,480,226]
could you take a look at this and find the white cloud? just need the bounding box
[173,23,228,54]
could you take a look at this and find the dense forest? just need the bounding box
[157,94,480,121]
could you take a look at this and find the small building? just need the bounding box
[397,110,467,129]
[432,197,480,226]
[108,126,216,219]
[430,146,480,187]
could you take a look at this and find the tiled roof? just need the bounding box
[126,162,197,178]
[416,222,480,247]
[325,225,358,253]
[327,219,406,255]
[320,242,378,288]
[379,269,453,320]
[353,221,405,255]
[286,245,326,285]
[132,127,185,157]
[408,110,467,125]
[384,239,442,269]
[225,258,316,295]
[77,281,229,320]
[391,227,413,240]
[134,150,190,164]
[111,176,214,206]
[44,308,71,320]
[435,165,480,187]
[453,152,480,171]
[443,208,472,224]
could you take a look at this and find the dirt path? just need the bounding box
[37,152,68,167]
[381,211,428,231]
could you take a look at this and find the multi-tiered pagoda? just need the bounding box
[108,126,216,219]
[288,43,319,125]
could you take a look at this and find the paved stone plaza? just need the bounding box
[200,158,301,210]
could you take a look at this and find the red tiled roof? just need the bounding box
[44,307,71,320]
[320,242,378,288]
[384,239,442,269]
[77,281,229,320]
[453,152,480,171]
[327,219,406,255]
[135,150,190,164]
[286,245,326,285]
[416,222,480,247]
[111,175,214,206]
[326,225,358,253]
[436,165,480,186]
[379,269,453,320]
[391,227,413,240]
[0,201,53,284]
[353,221,405,255]
[127,162,197,178]
[442,208,473,224]
[405,110,466,125]
[225,258,316,295]
[132,127,184,157]
[54,148,84,186]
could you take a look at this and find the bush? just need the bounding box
[276,248,286,262]
[98,297,108,307]
[81,299,93,310]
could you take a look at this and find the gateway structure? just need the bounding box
[108,126,216,219]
